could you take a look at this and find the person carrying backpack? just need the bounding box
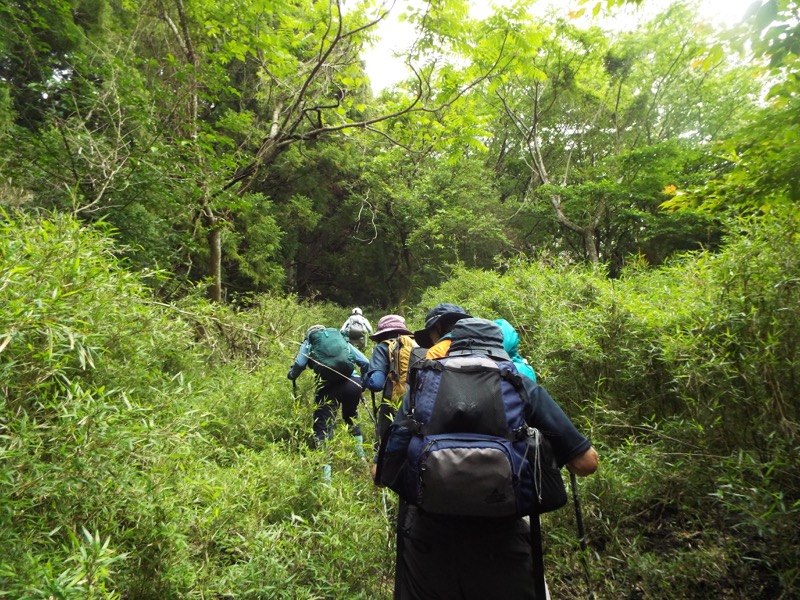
[495,318,537,382]
[413,303,472,358]
[363,315,422,449]
[340,308,373,351]
[287,325,370,477]
[373,317,598,599]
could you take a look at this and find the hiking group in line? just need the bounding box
[287,303,599,599]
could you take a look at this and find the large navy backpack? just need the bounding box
[376,350,566,518]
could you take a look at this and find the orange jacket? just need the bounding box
[426,338,451,359]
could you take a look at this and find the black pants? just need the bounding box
[313,375,363,444]
[395,505,537,600]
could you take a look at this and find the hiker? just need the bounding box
[363,315,420,449]
[287,325,370,476]
[374,317,599,599]
[340,307,373,351]
[413,302,472,358]
[495,318,537,382]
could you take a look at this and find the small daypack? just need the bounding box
[346,320,366,340]
[376,354,566,518]
[307,327,354,381]
[384,335,420,407]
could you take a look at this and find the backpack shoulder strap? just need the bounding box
[382,338,397,389]
[389,337,403,375]
[406,358,444,419]
[385,337,398,361]
[407,346,428,378]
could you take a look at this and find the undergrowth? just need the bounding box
[1,210,798,598]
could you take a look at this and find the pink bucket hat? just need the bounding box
[370,314,413,341]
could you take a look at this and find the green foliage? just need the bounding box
[2,0,800,595]
[0,211,196,597]
[0,212,393,598]
[0,0,109,128]
[223,193,286,291]
[3,194,800,598]
[661,1,800,217]
[0,0,784,307]
[477,4,760,272]
[420,212,800,598]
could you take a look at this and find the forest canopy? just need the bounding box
[2,0,797,306]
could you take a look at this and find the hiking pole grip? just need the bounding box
[570,471,595,600]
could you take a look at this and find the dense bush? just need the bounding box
[0,212,393,598]
[420,211,800,598]
[2,210,797,598]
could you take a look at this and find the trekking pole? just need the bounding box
[360,394,374,424]
[570,471,595,600]
[368,390,378,426]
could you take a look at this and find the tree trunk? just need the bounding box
[208,224,222,303]
[548,192,600,264]
[583,227,599,264]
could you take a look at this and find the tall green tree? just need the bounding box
[0,0,109,128]
[0,0,520,302]
[477,4,760,271]
[661,0,800,216]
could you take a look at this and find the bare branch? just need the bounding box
[365,125,432,155]
[224,5,512,196]
[352,191,379,244]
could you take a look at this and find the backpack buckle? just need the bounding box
[510,426,529,441]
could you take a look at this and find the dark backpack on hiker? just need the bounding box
[376,353,566,518]
[307,327,354,381]
[377,318,576,600]
[346,321,366,342]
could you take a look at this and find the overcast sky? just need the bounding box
[362,0,759,92]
